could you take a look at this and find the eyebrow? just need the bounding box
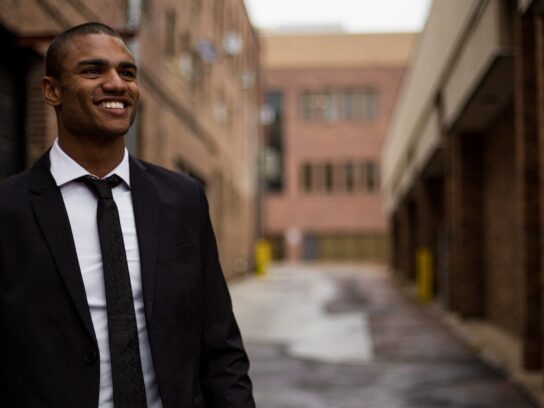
[76,59,138,71]
[119,61,138,71]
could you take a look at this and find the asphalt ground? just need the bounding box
[230,263,538,408]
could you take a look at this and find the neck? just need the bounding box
[58,135,126,178]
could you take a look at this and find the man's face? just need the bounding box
[52,33,139,141]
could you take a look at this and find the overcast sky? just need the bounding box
[243,0,433,33]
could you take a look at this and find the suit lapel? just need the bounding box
[29,152,96,341]
[130,157,159,324]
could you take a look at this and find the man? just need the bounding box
[0,22,254,408]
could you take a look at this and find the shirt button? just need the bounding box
[84,351,97,364]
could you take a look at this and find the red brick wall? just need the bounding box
[2,0,260,278]
[447,131,485,317]
[482,105,522,336]
[25,57,56,166]
[515,12,542,369]
[135,0,260,277]
[0,0,127,35]
[263,66,405,241]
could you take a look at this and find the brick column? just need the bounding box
[514,12,542,371]
[407,199,417,281]
[537,11,544,377]
[390,213,400,272]
[415,177,444,296]
[399,205,407,277]
[25,57,56,166]
[513,12,543,370]
[396,199,417,282]
[415,178,443,250]
[447,132,484,318]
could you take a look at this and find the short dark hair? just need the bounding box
[45,22,125,79]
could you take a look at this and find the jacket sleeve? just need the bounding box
[197,184,255,408]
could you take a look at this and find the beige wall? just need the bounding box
[382,0,517,214]
[263,32,416,69]
[382,0,484,212]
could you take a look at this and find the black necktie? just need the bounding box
[79,175,147,408]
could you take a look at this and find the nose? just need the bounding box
[102,69,127,93]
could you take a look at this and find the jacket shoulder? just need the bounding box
[0,170,31,205]
[133,158,203,195]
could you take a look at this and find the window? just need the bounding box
[299,161,377,194]
[365,162,379,192]
[213,0,224,38]
[352,92,366,120]
[345,162,354,193]
[301,164,312,193]
[324,93,339,122]
[347,89,378,121]
[313,164,325,192]
[344,91,355,120]
[300,91,337,121]
[363,90,378,120]
[301,92,312,120]
[324,163,333,193]
[164,10,176,56]
[263,91,284,192]
[301,88,379,122]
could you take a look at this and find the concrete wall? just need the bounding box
[383,0,481,211]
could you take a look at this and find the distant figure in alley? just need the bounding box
[0,22,254,408]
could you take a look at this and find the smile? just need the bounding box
[99,101,125,109]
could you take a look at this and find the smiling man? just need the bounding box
[0,23,254,408]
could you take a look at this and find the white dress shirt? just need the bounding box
[49,139,163,408]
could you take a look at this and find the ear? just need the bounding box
[42,76,62,107]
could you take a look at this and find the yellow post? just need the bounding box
[255,239,271,277]
[416,247,433,304]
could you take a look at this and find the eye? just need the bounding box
[120,70,136,79]
[82,67,101,75]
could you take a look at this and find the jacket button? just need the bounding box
[84,351,97,364]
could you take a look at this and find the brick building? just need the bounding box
[0,0,260,278]
[382,0,544,379]
[261,31,415,261]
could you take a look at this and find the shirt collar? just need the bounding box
[49,138,131,188]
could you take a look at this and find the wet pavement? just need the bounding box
[230,263,538,408]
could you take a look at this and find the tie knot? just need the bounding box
[79,175,122,199]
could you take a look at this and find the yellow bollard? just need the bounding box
[255,239,271,277]
[416,247,433,304]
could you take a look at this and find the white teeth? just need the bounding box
[100,101,125,109]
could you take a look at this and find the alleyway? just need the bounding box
[230,264,537,408]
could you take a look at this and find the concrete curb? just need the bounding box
[393,278,544,408]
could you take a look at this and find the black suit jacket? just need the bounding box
[0,152,254,408]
